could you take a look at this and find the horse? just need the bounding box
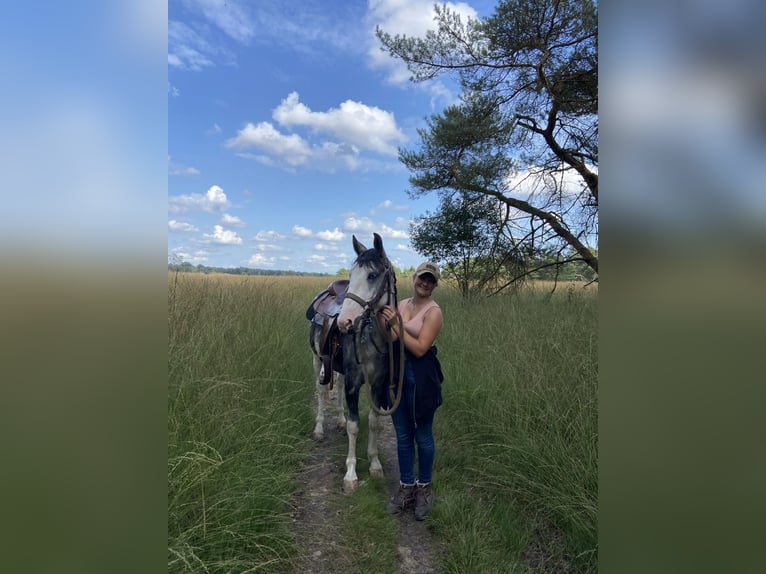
[337,233,405,492]
[307,233,404,492]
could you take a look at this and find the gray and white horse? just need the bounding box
[338,233,401,491]
[309,233,401,492]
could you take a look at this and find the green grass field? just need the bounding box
[168,273,597,573]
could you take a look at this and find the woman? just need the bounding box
[378,261,445,520]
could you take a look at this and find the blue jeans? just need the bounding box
[391,362,435,485]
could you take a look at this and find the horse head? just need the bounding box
[338,233,396,334]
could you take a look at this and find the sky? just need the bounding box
[168,0,498,274]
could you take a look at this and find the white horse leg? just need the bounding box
[343,419,359,492]
[313,356,325,440]
[334,373,347,429]
[367,407,383,477]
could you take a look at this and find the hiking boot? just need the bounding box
[414,483,434,521]
[386,483,415,514]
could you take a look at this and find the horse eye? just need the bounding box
[367,272,378,281]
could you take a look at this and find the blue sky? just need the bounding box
[168,0,498,274]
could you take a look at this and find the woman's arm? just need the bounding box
[378,304,443,358]
[402,307,443,358]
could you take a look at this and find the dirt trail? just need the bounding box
[289,389,441,573]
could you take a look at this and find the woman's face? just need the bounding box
[413,273,436,296]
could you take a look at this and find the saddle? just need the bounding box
[306,279,349,386]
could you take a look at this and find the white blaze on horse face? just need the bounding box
[338,261,368,333]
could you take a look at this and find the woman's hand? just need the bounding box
[378,305,400,338]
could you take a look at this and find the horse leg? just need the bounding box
[343,384,360,493]
[334,373,347,429]
[367,407,383,477]
[312,354,326,440]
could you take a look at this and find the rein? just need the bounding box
[345,259,406,417]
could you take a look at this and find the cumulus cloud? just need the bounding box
[202,224,243,244]
[343,216,376,233]
[256,243,284,252]
[248,253,275,267]
[292,225,313,237]
[273,92,407,155]
[168,156,200,176]
[372,199,409,214]
[225,122,312,165]
[168,220,199,232]
[254,230,286,242]
[220,213,246,227]
[172,247,209,263]
[342,217,408,239]
[225,93,409,171]
[379,224,409,239]
[316,227,345,241]
[169,184,230,213]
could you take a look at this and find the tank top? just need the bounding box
[400,298,440,339]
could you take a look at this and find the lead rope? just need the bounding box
[365,310,405,416]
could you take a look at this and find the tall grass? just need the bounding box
[433,282,598,572]
[168,274,329,573]
[167,273,597,573]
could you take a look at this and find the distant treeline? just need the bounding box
[168,262,333,277]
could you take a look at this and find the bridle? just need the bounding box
[344,257,397,315]
[344,255,406,416]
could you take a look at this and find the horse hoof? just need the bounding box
[369,468,384,478]
[337,419,347,429]
[313,429,324,441]
[343,479,358,493]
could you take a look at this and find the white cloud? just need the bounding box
[168,156,200,176]
[169,184,230,213]
[226,92,411,171]
[254,230,286,242]
[343,216,376,233]
[365,0,478,104]
[379,224,409,239]
[220,213,245,227]
[184,0,255,44]
[292,225,313,237]
[505,165,597,199]
[207,123,222,134]
[372,199,409,213]
[256,243,284,252]
[172,247,209,263]
[248,253,275,267]
[342,217,408,239]
[168,20,222,71]
[273,92,407,156]
[314,243,339,251]
[225,122,312,166]
[202,224,243,244]
[316,227,346,241]
[168,220,199,232]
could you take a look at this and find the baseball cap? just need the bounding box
[414,262,440,285]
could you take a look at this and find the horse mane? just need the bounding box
[354,247,387,268]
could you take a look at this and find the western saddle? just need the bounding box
[306,279,349,387]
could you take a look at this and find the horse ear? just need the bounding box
[352,235,367,255]
[373,233,385,256]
